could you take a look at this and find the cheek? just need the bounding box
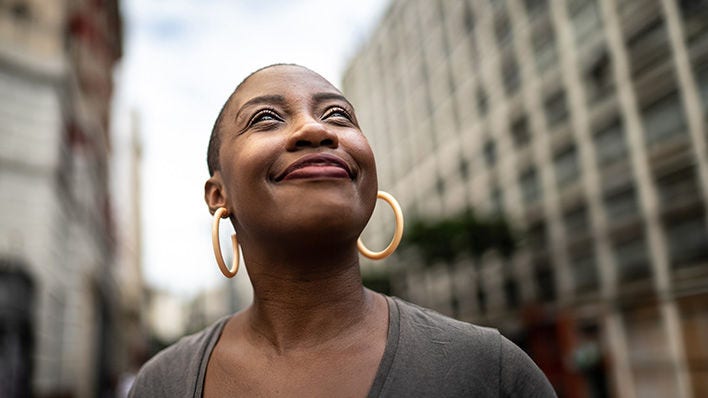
[220,137,280,204]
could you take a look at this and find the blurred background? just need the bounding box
[1,0,707,397]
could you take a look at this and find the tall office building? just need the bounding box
[0,1,126,396]
[342,0,708,396]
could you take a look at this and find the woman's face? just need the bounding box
[209,65,377,246]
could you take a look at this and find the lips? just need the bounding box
[275,153,353,181]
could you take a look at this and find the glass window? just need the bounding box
[655,166,700,209]
[502,51,521,96]
[463,0,475,33]
[678,0,708,48]
[564,204,589,235]
[695,61,708,113]
[554,145,580,188]
[666,214,708,268]
[483,139,496,166]
[492,186,504,214]
[569,0,602,45]
[459,156,470,179]
[527,221,548,252]
[535,264,556,302]
[613,233,651,282]
[604,186,640,221]
[571,250,599,292]
[532,21,558,72]
[544,89,568,128]
[641,91,687,145]
[584,49,614,104]
[520,167,541,203]
[477,87,488,117]
[625,16,671,78]
[593,118,626,166]
[511,114,530,148]
[436,175,446,195]
[495,7,512,47]
[524,0,548,19]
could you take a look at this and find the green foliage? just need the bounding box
[402,208,516,265]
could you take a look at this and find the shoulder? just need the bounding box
[129,317,229,398]
[499,334,557,397]
[387,297,555,397]
[391,296,499,349]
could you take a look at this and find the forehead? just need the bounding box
[231,66,341,110]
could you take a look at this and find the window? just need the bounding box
[503,277,520,309]
[678,0,708,48]
[655,166,701,209]
[564,204,589,235]
[532,21,558,72]
[483,139,496,166]
[613,233,651,282]
[502,51,521,96]
[641,91,687,145]
[625,17,671,78]
[491,186,504,214]
[436,175,446,195]
[571,250,599,292]
[544,90,568,128]
[527,221,548,253]
[694,61,708,113]
[569,0,602,45]
[554,145,580,188]
[584,49,614,103]
[520,167,541,203]
[604,186,640,221]
[665,212,708,268]
[535,264,556,302]
[593,118,626,166]
[463,0,475,33]
[524,0,548,19]
[494,7,512,47]
[459,156,470,179]
[477,87,489,117]
[511,114,530,148]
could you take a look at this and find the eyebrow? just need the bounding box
[312,92,354,109]
[234,94,286,122]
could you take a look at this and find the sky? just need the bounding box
[112,0,390,297]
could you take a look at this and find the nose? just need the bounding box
[286,118,339,151]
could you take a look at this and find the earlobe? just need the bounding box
[204,173,227,215]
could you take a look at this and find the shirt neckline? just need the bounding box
[194,295,401,398]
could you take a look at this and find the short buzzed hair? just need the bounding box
[207,63,305,176]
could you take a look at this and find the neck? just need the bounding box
[240,241,376,352]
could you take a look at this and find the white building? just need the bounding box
[0,1,128,397]
[343,0,708,397]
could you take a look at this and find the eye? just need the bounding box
[248,109,281,127]
[323,106,352,121]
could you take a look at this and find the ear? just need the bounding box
[205,172,228,215]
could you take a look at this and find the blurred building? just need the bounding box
[343,0,708,397]
[0,0,129,397]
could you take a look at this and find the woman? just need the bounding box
[129,64,556,397]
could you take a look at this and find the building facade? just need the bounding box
[342,0,708,397]
[0,1,126,397]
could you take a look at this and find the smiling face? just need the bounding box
[205,65,378,249]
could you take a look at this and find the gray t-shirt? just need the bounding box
[129,296,556,397]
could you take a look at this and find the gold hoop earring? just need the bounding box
[358,191,404,260]
[212,207,239,278]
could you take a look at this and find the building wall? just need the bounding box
[0,0,125,397]
[343,0,708,397]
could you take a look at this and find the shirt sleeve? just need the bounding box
[499,335,557,398]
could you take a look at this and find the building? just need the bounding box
[342,0,708,397]
[0,0,127,397]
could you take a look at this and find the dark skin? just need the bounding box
[203,65,389,397]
